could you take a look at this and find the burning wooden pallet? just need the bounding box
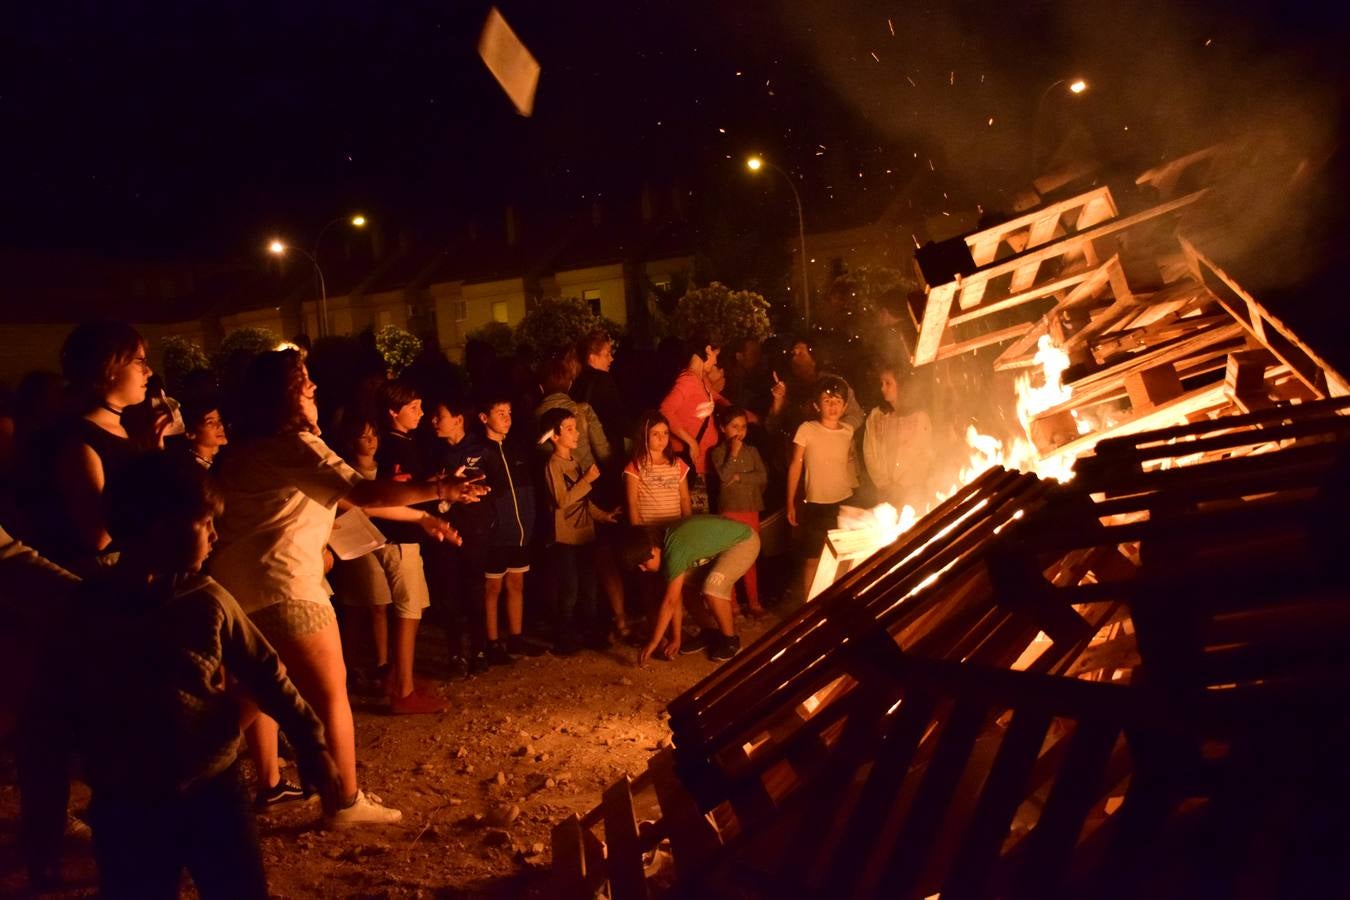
[550,400,1350,898]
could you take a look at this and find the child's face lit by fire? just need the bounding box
[646,422,670,457]
[720,415,747,443]
[879,371,899,407]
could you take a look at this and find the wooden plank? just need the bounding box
[601,778,649,900]
[1008,721,1120,899]
[941,708,1055,900]
[1124,364,1184,411]
[1181,237,1350,398]
[551,814,588,898]
[1038,381,1229,461]
[934,322,1030,361]
[947,269,1091,328]
[960,186,1115,260]
[913,281,958,365]
[920,190,1202,366]
[647,750,722,875]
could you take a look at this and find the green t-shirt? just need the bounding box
[662,515,753,582]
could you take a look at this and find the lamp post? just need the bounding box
[268,214,366,339]
[747,155,812,329]
[1031,78,1088,172]
[269,241,329,337]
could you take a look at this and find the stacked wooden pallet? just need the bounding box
[551,399,1350,898]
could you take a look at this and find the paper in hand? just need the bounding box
[478,7,540,117]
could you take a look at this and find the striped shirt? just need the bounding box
[623,457,689,525]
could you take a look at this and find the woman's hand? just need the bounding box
[583,464,601,484]
[787,504,798,527]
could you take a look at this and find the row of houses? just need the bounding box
[0,190,974,384]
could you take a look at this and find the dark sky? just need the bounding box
[2,0,1345,262]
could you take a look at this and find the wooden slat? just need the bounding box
[1181,237,1350,398]
[551,814,588,898]
[601,778,649,900]
[646,749,721,875]
[941,708,1056,900]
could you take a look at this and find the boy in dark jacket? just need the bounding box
[472,395,540,664]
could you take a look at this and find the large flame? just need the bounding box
[880,335,1083,539]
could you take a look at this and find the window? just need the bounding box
[583,288,602,316]
[453,301,467,322]
[492,300,509,323]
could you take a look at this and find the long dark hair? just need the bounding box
[232,349,316,441]
[631,409,676,469]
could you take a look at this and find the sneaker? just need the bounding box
[678,630,713,655]
[447,654,470,680]
[325,790,403,828]
[389,688,448,715]
[505,634,546,658]
[486,640,513,666]
[707,634,741,663]
[255,780,308,810]
[467,651,490,675]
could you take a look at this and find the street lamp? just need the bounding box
[1032,78,1089,171]
[746,155,812,328]
[268,240,329,337]
[268,214,367,339]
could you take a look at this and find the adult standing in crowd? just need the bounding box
[659,331,723,477]
[210,350,480,827]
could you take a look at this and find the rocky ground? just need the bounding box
[0,612,782,899]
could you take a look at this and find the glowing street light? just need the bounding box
[746,155,812,327]
[267,213,369,338]
[1032,78,1090,171]
[266,240,329,337]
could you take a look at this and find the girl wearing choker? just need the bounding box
[27,321,154,576]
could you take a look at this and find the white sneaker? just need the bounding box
[326,790,403,828]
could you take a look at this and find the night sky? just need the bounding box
[3,0,1346,262]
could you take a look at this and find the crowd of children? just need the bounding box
[0,311,938,895]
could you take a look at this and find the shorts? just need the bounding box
[331,544,431,620]
[250,596,337,643]
[701,530,761,602]
[481,544,531,579]
[798,500,844,557]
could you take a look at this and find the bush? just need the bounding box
[671,282,772,348]
[213,326,280,370]
[514,297,605,360]
[374,324,422,377]
[465,321,515,357]
[159,335,210,392]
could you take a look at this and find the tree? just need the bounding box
[212,326,279,371]
[671,282,773,348]
[374,324,422,377]
[465,321,515,357]
[514,297,623,360]
[159,335,210,393]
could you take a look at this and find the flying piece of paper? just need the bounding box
[478,7,540,117]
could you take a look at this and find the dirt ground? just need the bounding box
[0,610,783,899]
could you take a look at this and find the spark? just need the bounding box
[987,117,994,126]
[927,158,935,171]
[1205,38,1213,46]
[735,70,742,76]
[887,17,895,36]
[718,127,726,133]
[870,51,880,62]
[949,70,954,86]
[906,75,916,88]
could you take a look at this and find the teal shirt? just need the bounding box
[662,515,753,582]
